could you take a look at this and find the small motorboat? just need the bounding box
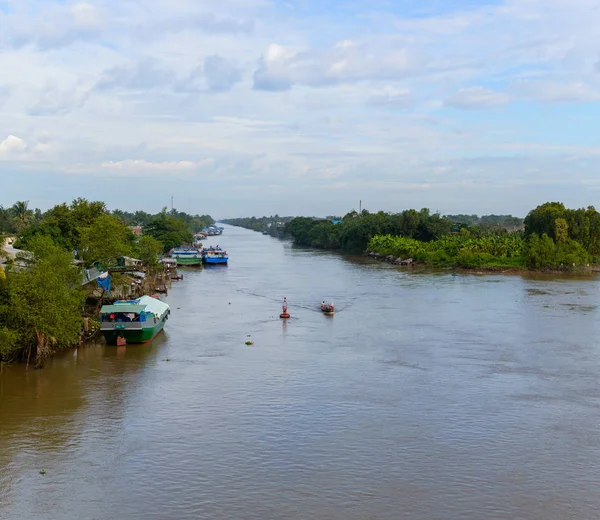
[321,303,335,315]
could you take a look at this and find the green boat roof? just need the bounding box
[100,304,146,314]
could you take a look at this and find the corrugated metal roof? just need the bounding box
[100,304,146,314]
[100,296,169,316]
[137,295,169,315]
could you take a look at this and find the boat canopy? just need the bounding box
[100,303,146,315]
[100,296,169,316]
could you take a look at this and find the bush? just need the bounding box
[0,327,20,362]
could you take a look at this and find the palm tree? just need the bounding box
[11,200,33,231]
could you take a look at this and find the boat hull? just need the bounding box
[174,257,203,266]
[203,256,228,264]
[102,316,167,345]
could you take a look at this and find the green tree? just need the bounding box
[4,236,85,365]
[137,235,163,267]
[11,200,34,231]
[79,214,133,265]
[525,233,556,269]
[19,199,110,252]
[144,212,193,252]
[555,218,569,244]
[524,202,566,240]
[0,205,16,233]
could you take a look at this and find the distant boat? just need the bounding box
[203,226,224,236]
[100,295,170,345]
[321,303,335,315]
[262,230,269,235]
[203,246,228,265]
[171,246,203,266]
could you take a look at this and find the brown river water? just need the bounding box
[2,225,600,520]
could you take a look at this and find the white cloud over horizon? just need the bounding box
[1,0,600,217]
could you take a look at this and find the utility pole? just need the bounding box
[171,196,173,211]
[359,200,362,213]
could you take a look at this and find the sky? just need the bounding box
[1,0,600,218]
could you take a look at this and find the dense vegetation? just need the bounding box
[368,233,525,268]
[287,209,457,252]
[284,203,599,271]
[446,214,523,230]
[113,208,213,233]
[367,203,599,270]
[220,215,294,237]
[0,199,212,365]
[0,236,86,365]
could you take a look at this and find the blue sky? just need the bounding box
[0,0,599,218]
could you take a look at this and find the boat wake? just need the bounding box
[235,288,358,313]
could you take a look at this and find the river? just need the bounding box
[2,225,600,519]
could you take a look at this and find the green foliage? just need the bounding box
[287,209,453,253]
[221,215,293,237]
[368,233,526,268]
[286,217,319,246]
[446,214,524,230]
[524,202,600,255]
[555,218,569,243]
[0,201,43,235]
[0,236,86,363]
[16,198,108,252]
[309,221,340,249]
[136,235,163,267]
[144,211,193,252]
[0,326,20,361]
[115,208,214,233]
[79,214,133,266]
[525,233,588,269]
[11,201,34,232]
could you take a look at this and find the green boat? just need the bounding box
[100,296,170,345]
[171,247,203,266]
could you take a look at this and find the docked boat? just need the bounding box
[203,226,224,236]
[171,246,203,265]
[100,295,170,345]
[203,246,228,265]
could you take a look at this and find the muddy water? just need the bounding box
[2,226,600,519]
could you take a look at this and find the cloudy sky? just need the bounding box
[1,0,600,218]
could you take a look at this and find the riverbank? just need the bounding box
[364,250,600,276]
[0,199,214,367]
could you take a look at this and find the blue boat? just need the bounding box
[202,246,228,265]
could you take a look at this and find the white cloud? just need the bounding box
[98,158,215,177]
[176,55,243,93]
[444,86,510,109]
[514,81,600,103]
[253,41,423,90]
[4,1,107,50]
[28,84,89,116]
[96,58,173,91]
[367,86,413,108]
[0,135,27,159]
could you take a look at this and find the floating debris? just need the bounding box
[245,341,254,346]
[39,470,46,475]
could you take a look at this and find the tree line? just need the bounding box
[283,203,599,270]
[220,215,295,237]
[0,199,213,365]
[287,208,477,252]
